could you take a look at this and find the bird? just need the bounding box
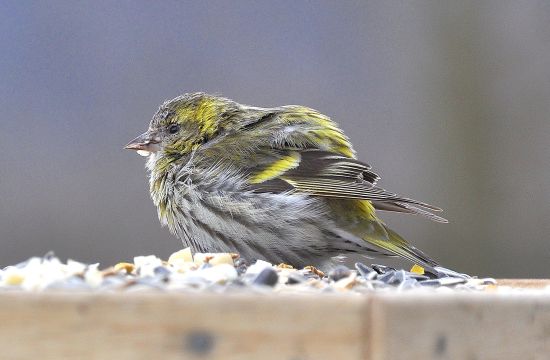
[125,92,452,275]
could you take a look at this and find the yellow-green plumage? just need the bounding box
[249,151,301,184]
[126,92,447,271]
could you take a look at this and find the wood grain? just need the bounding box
[370,292,550,360]
[495,279,550,288]
[1,281,549,360]
[0,292,370,360]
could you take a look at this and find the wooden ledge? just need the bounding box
[491,278,550,288]
[0,284,549,359]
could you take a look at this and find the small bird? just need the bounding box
[126,93,450,274]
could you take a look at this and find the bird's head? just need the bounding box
[125,93,243,168]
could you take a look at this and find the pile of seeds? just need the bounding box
[0,248,497,293]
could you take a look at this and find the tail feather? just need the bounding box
[372,201,448,223]
[385,227,439,267]
[361,223,439,268]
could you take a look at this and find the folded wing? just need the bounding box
[248,149,447,223]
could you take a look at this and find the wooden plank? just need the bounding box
[496,279,550,289]
[0,292,370,360]
[369,292,550,360]
[1,281,550,360]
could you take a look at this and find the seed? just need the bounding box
[252,268,279,287]
[328,265,351,282]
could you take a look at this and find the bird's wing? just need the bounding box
[248,149,447,223]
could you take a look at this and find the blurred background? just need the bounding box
[1,1,549,278]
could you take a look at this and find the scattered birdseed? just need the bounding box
[328,265,352,282]
[0,248,504,293]
[252,268,279,287]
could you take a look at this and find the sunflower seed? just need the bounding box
[286,273,307,285]
[252,268,279,287]
[328,265,352,282]
[378,270,396,284]
[355,262,375,278]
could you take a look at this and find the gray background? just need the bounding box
[1,1,549,278]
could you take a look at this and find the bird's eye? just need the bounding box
[168,124,180,134]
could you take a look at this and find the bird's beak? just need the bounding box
[124,131,161,157]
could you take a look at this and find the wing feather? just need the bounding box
[248,149,446,222]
